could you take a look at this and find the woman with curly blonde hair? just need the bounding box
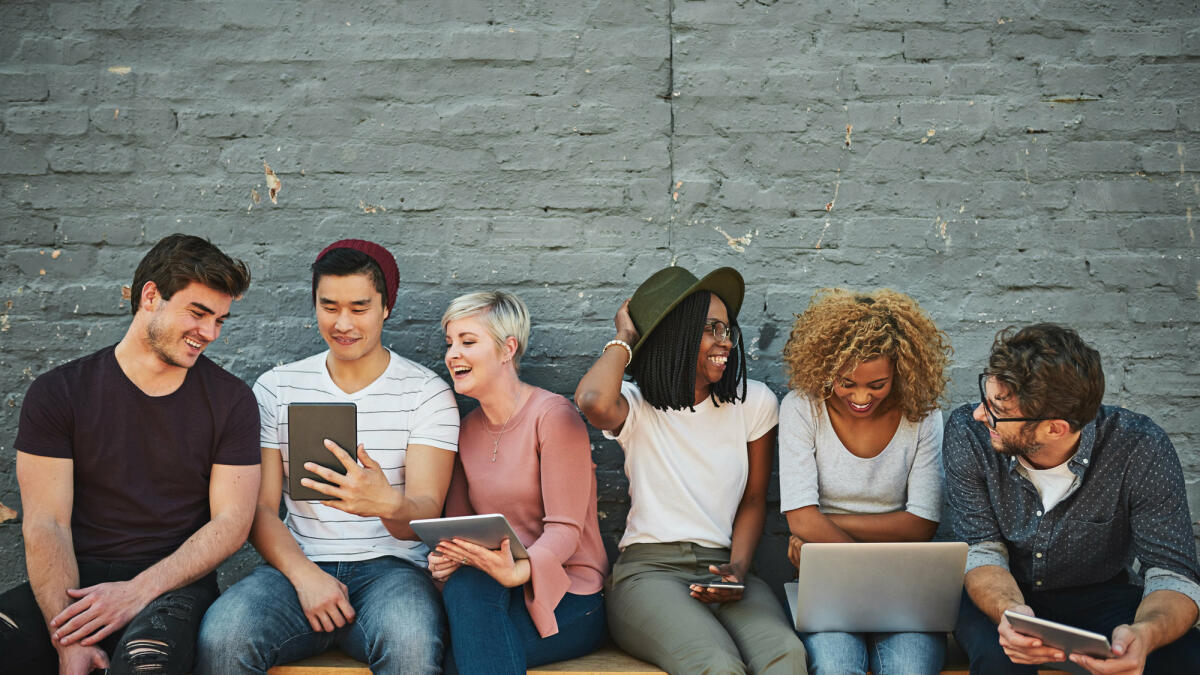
[778,288,952,675]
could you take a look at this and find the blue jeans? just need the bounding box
[799,630,944,675]
[442,566,606,675]
[195,557,445,675]
[955,580,1200,675]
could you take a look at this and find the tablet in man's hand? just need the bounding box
[287,402,357,501]
[1003,610,1114,659]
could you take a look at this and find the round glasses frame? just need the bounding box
[705,320,741,348]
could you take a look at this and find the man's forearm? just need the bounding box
[965,565,1027,623]
[380,492,439,540]
[129,510,252,600]
[249,504,323,582]
[25,520,80,628]
[1132,589,1200,653]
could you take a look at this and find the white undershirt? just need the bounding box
[1017,455,1079,512]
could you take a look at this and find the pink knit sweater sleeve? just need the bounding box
[523,401,594,637]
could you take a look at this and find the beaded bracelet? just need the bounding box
[603,339,633,367]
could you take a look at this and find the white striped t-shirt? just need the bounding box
[253,349,459,566]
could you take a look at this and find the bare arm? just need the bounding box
[693,429,776,604]
[52,462,259,646]
[574,299,637,432]
[251,447,356,633]
[964,564,1067,666]
[826,511,939,542]
[786,505,855,544]
[379,444,456,539]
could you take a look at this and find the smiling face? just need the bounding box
[693,294,732,398]
[827,356,894,419]
[315,273,388,364]
[444,313,510,399]
[974,376,1044,457]
[144,281,232,368]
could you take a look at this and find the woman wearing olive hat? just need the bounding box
[575,266,807,674]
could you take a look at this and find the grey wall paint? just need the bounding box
[1,1,1197,593]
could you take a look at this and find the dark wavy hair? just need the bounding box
[985,323,1104,431]
[130,234,250,314]
[629,290,747,411]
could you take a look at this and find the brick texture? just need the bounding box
[0,0,1197,596]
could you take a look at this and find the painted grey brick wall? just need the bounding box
[1,0,1197,595]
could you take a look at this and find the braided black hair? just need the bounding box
[630,290,748,411]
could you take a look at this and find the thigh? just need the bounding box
[713,575,807,675]
[195,565,332,674]
[799,631,868,675]
[0,582,58,675]
[339,557,445,674]
[108,577,217,675]
[607,558,745,675]
[522,591,607,668]
[869,631,944,675]
[1146,625,1200,675]
[953,590,1037,675]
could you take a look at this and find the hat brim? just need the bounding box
[629,267,745,366]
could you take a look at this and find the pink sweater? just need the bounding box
[445,387,609,637]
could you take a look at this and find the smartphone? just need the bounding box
[690,580,745,591]
[287,402,357,501]
[1003,610,1113,659]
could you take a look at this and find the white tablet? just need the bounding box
[1004,610,1114,659]
[410,514,530,560]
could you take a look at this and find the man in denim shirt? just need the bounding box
[945,324,1200,674]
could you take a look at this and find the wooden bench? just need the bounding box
[266,645,1071,674]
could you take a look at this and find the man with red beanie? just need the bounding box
[196,240,460,674]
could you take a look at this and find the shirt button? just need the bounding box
[1036,510,1043,516]
[1036,580,1043,586]
[1036,552,1043,558]
[1082,458,1089,464]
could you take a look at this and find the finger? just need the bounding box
[78,620,119,646]
[356,445,379,470]
[305,611,323,633]
[92,649,110,669]
[59,616,106,646]
[65,586,92,598]
[317,611,335,633]
[323,439,359,470]
[452,538,492,555]
[337,597,356,623]
[302,462,347,486]
[50,597,92,628]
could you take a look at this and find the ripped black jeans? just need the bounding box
[0,559,218,675]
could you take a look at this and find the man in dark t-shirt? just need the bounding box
[0,234,262,675]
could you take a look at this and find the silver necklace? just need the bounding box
[486,397,520,463]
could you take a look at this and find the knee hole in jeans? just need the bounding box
[121,639,170,672]
[0,611,17,630]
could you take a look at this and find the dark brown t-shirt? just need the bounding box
[15,345,260,564]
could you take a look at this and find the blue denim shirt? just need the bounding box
[943,404,1200,611]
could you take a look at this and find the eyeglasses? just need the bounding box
[705,320,740,347]
[976,373,1062,429]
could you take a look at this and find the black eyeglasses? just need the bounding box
[976,374,1063,429]
[705,320,740,347]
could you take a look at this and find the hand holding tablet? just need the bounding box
[1003,610,1114,660]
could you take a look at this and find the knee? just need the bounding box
[443,567,505,608]
[756,638,808,674]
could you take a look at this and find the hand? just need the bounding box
[998,605,1066,665]
[56,642,109,675]
[50,580,151,646]
[1070,624,1146,674]
[614,299,639,345]
[291,565,355,633]
[427,549,462,583]
[787,534,805,568]
[302,441,401,518]
[435,538,530,588]
[690,563,746,604]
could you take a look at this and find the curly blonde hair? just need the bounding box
[782,288,951,422]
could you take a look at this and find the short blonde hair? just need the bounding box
[441,291,531,371]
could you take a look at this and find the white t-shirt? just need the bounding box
[254,349,459,565]
[604,379,779,550]
[778,391,943,523]
[1017,456,1079,513]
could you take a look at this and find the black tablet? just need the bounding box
[287,402,357,501]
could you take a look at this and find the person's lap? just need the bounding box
[800,630,944,675]
[196,557,444,675]
[442,565,606,674]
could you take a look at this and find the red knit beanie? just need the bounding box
[315,239,399,313]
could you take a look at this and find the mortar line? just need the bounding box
[666,0,676,253]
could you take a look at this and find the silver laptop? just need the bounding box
[785,541,967,633]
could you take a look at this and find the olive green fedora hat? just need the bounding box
[627,265,745,362]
